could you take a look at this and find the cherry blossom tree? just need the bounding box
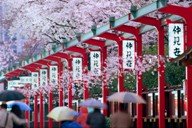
[0,41,18,70]
[1,0,191,70]
[0,0,132,70]
[2,0,133,43]
[3,0,190,43]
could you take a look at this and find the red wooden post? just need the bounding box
[47,66,53,128]
[117,41,125,92]
[83,77,89,99]
[99,33,125,92]
[68,82,72,108]
[48,91,53,128]
[58,62,64,106]
[186,66,192,127]
[40,56,63,128]
[22,64,42,128]
[67,57,72,108]
[160,5,192,128]
[34,60,50,128]
[39,92,44,128]
[84,39,108,115]
[49,53,72,128]
[25,97,29,128]
[134,16,165,128]
[101,46,108,115]
[67,46,89,100]
[52,52,72,107]
[34,94,38,128]
[158,24,166,128]
[48,64,53,128]
[114,25,143,128]
[83,57,89,100]
[136,37,143,128]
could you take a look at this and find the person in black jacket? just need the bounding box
[86,108,106,128]
[11,105,25,128]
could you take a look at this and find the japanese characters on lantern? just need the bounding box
[90,51,101,76]
[19,76,32,84]
[40,69,48,86]
[72,58,82,81]
[168,23,184,58]
[31,72,39,89]
[49,65,58,85]
[7,80,20,90]
[7,81,13,90]
[122,40,135,69]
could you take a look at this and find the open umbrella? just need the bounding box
[0,90,25,101]
[79,98,107,109]
[47,106,77,122]
[7,101,31,111]
[107,92,146,104]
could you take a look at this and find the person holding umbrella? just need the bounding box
[79,98,106,128]
[47,106,82,128]
[86,107,106,128]
[11,105,25,128]
[76,107,89,128]
[61,111,82,128]
[0,103,26,128]
[110,103,132,128]
[107,92,146,128]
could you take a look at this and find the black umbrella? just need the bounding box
[0,90,25,101]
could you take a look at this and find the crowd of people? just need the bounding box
[0,102,132,128]
[60,107,106,128]
[60,103,132,128]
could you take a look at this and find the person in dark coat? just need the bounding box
[86,108,106,128]
[11,105,25,128]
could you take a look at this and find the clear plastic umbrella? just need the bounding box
[79,98,107,109]
[107,92,146,104]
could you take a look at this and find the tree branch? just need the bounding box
[59,0,68,3]
[42,33,62,45]
[54,22,76,29]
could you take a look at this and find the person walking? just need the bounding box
[110,103,132,128]
[0,103,26,128]
[61,111,82,128]
[86,108,106,128]
[77,107,89,128]
[11,105,25,128]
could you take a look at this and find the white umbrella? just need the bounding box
[79,98,107,109]
[107,92,146,104]
[47,106,78,122]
